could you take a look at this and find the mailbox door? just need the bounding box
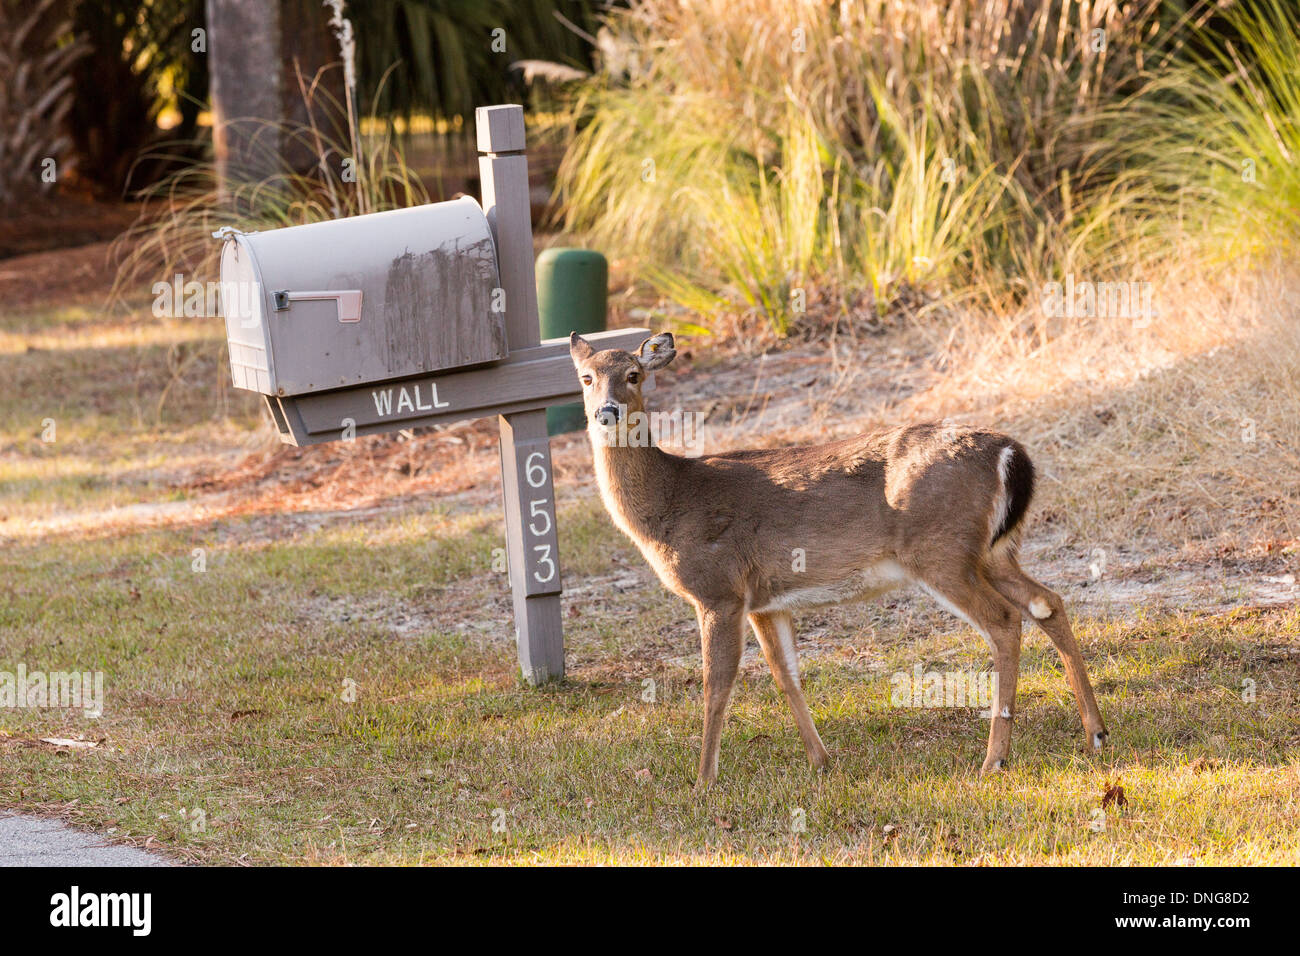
[221,239,275,394]
[220,197,509,396]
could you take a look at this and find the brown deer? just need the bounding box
[570,331,1108,787]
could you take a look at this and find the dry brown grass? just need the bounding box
[905,261,1300,554]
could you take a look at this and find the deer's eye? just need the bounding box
[627,371,641,385]
[581,375,593,386]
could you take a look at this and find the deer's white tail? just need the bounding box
[990,442,1035,550]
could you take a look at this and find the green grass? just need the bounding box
[2,499,1296,865]
[1102,0,1300,263]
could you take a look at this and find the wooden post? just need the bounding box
[477,105,565,684]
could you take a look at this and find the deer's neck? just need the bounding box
[591,436,681,548]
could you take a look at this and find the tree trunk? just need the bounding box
[207,0,346,205]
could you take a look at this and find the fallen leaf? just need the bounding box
[714,815,733,830]
[1101,781,1128,810]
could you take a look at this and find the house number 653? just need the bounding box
[523,452,556,584]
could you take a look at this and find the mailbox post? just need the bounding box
[477,105,564,683]
[215,104,648,686]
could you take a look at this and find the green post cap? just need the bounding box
[536,248,608,435]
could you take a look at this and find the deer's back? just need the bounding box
[650,422,1016,608]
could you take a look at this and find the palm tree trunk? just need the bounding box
[207,0,344,205]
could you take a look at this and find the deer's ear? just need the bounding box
[637,332,676,371]
[570,331,595,366]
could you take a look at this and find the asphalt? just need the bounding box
[0,814,171,867]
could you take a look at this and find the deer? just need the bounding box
[570,331,1109,788]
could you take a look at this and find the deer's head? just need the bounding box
[569,331,676,431]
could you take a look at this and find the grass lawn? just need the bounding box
[3,494,1297,865]
[3,295,1298,866]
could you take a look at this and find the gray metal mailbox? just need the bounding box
[214,104,649,688]
[218,196,507,397]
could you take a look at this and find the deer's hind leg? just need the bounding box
[916,568,1025,774]
[750,610,830,772]
[986,551,1108,752]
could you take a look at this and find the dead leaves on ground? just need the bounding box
[1101,779,1128,811]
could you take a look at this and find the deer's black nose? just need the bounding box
[595,403,621,426]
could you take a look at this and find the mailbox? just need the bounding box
[217,196,507,397]
[212,103,653,685]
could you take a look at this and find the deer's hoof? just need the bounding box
[1091,729,1109,752]
[980,757,1008,776]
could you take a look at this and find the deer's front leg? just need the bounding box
[695,603,744,788]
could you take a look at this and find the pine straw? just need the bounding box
[184,416,509,515]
